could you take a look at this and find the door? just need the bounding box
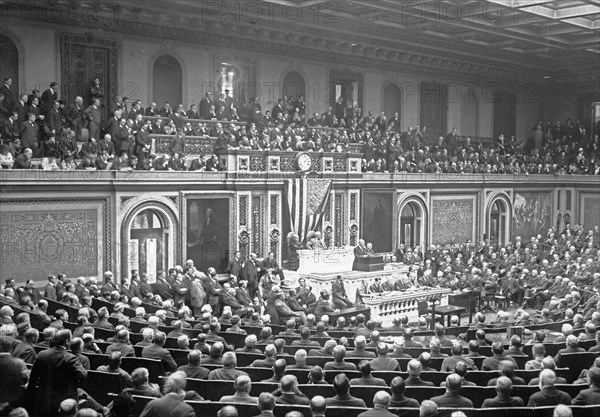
[129,210,168,279]
[61,33,118,120]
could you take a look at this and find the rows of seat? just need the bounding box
[166,377,585,408]
[123,395,600,417]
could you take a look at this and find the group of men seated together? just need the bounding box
[2,77,599,175]
[1,227,600,416]
[355,225,600,316]
[2,304,600,417]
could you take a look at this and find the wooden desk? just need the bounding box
[426,305,467,328]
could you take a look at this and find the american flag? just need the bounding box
[285,178,333,243]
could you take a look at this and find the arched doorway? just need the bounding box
[487,198,509,246]
[129,209,170,280]
[383,83,402,124]
[282,71,305,100]
[399,201,424,248]
[152,55,182,107]
[460,93,478,137]
[0,34,19,98]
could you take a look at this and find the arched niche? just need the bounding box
[152,55,183,107]
[383,82,402,127]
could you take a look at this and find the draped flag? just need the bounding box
[285,178,333,243]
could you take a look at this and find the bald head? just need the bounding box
[332,345,346,362]
[445,373,463,392]
[495,376,513,395]
[408,359,422,376]
[222,352,237,368]
[217,405,238,417]
[310,396,326,414]
[420,400,438,417]
[373,391,391,408]
[539,369,557,387]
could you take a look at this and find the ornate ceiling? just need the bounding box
[4,0,599,84]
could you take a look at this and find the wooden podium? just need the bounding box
[354,254,385,271]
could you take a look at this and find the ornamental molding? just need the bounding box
[5,2,596,84]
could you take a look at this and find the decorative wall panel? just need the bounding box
[252,195,264,256]
[349,191,360,247]
[237,194,250,260]
[334,193,345,246]
[580,194,600,233]
[431,196,476,245]
[268,193,281,263]
[0,198,109,281]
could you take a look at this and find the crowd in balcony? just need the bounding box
[0,77,598,174]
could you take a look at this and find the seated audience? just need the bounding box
[527,369,572,407]
[482,376,526,407]
[389,376,420,407]
[350,360,387,386]
[326,373,367,408]
[219,374,258,404]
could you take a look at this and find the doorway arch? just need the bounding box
[398,197,427,250]
[282,71,305,101]
[383,82,402,125]
[152,55,182,107]
[121,201,177,283]
[0,34,19,97]
[487,196,511,246]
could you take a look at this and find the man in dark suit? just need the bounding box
[227,251,243,280]
[139,371,195,417]
[66,96,84,141]
[152,270,173,300]
[0,78,15,111]
[430,373,473,408]
[326,373,366,407]
[84,98,102,141]
[141,331,178,373]
[241,253,260,299]
[332,275,354,309]
[40,82,59,115]
[3,111,19,141]
[482,376,525,407]
[405,359,434,386]
[46,100,63,135]
[13,93,28,126]
[353,239,367,270]
[261,251,284,279]
[527,369,571,407]
[135,120,152,163]
[445,127,458,156]
[19,113,39,152]
[254,392,277,417]
[389,376,420,407]
[100,271,118,296]
[572,366,600,405]
[26,329,87,416]
[314,290,336,321]
[202,268,222,314]
[44,275,58,301]
[357,391,396,417]
[199,92,213,120]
